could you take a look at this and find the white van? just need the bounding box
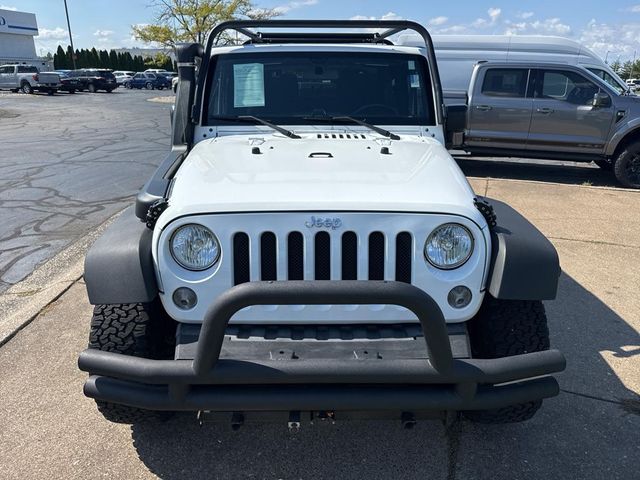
[399,35,628,94]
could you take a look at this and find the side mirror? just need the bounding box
[593,92,611,108]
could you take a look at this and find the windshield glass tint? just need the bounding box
[206,52,434,125]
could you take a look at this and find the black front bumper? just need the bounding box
[78,281,566,412]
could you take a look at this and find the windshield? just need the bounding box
[586,68,627,95]
[205,51,434,126]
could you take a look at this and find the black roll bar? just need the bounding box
[191,20,445,127]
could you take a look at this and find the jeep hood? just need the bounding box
[162,134,483,226]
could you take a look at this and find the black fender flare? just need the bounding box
[486,199,560,301]
[84,207,158,305]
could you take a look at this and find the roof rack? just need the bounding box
[192,20,444,125]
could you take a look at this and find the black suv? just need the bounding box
[75,69,117,93]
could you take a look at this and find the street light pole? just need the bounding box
[63,0,76,70]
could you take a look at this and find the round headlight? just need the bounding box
[425,223,473,269]
[170,224,220,271]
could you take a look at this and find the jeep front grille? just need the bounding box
[232,230,413,286]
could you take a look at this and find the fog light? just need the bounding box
[173,287,197,310]
[447,286,472,309]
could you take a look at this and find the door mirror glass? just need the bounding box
[593,92,611,108]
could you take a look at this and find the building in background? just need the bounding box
[0,8,52,70]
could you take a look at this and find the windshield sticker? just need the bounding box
[408,60,416,70]
[233,63,265,108]
[409,73,420,88]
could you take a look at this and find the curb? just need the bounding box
[0,210,124,347]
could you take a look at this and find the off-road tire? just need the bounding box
[21,82,33,94]
[88,302,175,424]
[613,142,640,189]
[463,297,550,424]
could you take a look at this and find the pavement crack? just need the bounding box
[548,236,640,249]
[560,388,640,415]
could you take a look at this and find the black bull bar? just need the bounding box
[78,281,566,412]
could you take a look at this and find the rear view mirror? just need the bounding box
[593,92,611,108]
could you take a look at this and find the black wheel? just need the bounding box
[47,89,54,96]
[593,158,612,171]
[463,297,550,424]
[88,83,96,93]
[613,142,640,188]
[88,302,176,424]
[69,89,76,94]
[145,82,153,90]
[106,88,113,93]
[21,82,33,94]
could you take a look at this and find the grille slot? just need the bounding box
[314,232,331,280]
[368,232,385,280]
[233,233,250,285]
[260,232,277,281]
[395,232,413,283]
[287,232,304,280]
[341,231,358,280]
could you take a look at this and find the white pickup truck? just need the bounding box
[0,64,61,94]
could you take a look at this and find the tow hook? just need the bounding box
[288,411,301,432]
[401,412,416,429]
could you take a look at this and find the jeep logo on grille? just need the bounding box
[305,216,342,230]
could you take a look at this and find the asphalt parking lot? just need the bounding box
[0,89,172,293]
[0,90,639,479]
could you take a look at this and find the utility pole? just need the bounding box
[63,0,76,70]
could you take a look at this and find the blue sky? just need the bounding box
[2,0,640,62]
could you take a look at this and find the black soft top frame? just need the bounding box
[192,20,445,126]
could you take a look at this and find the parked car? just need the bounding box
[54,70,81,93]
[0,64,61,94]
[75,69,117,93]
[79,20,565,427]
[444,61,640,188]
[127,72,171,90]
[113,70,134,86]
[144,68,170,74]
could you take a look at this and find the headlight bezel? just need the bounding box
[424,223,474,270]
[169,223,221,271]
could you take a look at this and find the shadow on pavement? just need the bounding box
[456,156,621,188]
[130,273,639,480]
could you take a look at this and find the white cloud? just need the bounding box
[628,5,640,12]
[504,17,571,36]
[517,11,534,19]
[427,16,448,26]
[267,0,318,15]
[37,27,69,40]
[93,29,114,38]
[0,4,17,10]
[350,12,403,21]
[488,7,501,24]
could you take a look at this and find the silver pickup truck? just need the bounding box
[0,64,61,95]
[446,62,640,189]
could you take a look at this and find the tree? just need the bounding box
[131,0,280,48]
[54,45,67,69]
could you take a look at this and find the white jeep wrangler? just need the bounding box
[79,20,565,427]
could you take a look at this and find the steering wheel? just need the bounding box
[351,104,399,116]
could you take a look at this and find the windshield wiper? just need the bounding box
[303,115,401,140]
[210,115,301,139]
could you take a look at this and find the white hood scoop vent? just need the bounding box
[316,133,367,140]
